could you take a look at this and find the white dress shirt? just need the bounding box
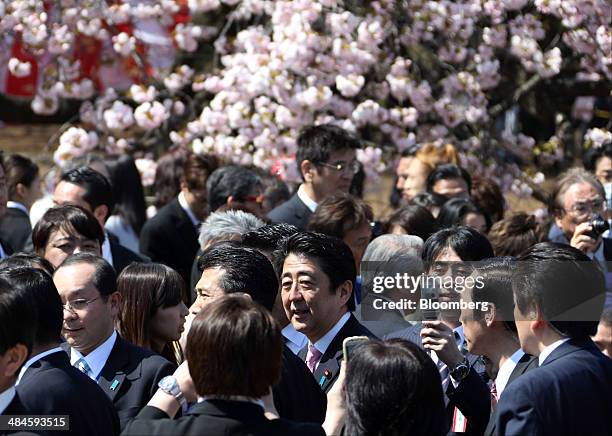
[178,191,200,229]
[282,323,308,355]
[310,312,351,360]
[297,185,318,213]
[538,337,571,366]
[16,347,64,386]
[0,242,5,259]
[6,201,28,216]
[495,348,525,397]
[0,386,16,415]
[70,330,117,382]
[101,232,114,268]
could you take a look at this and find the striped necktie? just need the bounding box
[74,357,93,378]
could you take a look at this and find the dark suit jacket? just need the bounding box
[298,314,377,394]
[0,236,14,259]
[122,399,326,436]
[139,198,199,286]
[267,194,313,230]
[274,345,327,423]
[386,322,487,436]
[108,233,147,275]
[17,351,120,436]
[0,208,32,252]
[483,353,537,436]
[495,337,612,436]
[63,336,175,430]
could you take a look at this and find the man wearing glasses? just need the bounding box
[53,253,174,430]
[268,124,361,230]
[550,168,609,254]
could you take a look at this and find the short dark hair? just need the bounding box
[241,223,299,254]
[583,143,612,172]
[345,339,446,436]
[197,242,278,311]
[488,213,544,257]
[183,153,220,192]
[32,205,104,255]
[0,275,37,356]
[274,232,356,311]
[0,267,62,345]
[437,197,491,231]
[423,226,494,263]
[411,192,448,209]
[187,294,281,397]
[296,124,361,179]
[514,242,604,338]
[0,252,54,276]
[383,204,438,241]
[307,192,373,239]
[60,166,114,215]
[4,154,39,200]
[426,164,472,194]
[56,253,117,298]
[471,176,505,223]
[206,166,261,212]
[471,258,517,333]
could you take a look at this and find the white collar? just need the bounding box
[311,312,351,356]
[178,191,200,229]
[70,330,117,382]
[198,395,265,410]
[538,337,571,366]
[495,348,525,397]
[297,184,318,213]
[0,386,16,415]
[0,242,5,259]
[6,201,28,215]
[16,347,64,386]
[281,323,308,355]
[102,232,114,267]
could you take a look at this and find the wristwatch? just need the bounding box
[449,357,470,381]
[158,375,186,406]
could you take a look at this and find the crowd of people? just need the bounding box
[0,123,611,436]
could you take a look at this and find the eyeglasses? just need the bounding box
[243,194,264,204]
[566,198,605,217]
[317,160,361,175]
[63,297,100,314]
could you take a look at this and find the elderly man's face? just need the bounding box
[555,182,604,238]
[280,254,351,343]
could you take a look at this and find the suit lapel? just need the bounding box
[99,337,131,402]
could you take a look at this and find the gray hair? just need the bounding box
[550,167,605,217]
[199,210,265,249]
[361,235,424,298]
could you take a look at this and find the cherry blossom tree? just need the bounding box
[1,0,610,196]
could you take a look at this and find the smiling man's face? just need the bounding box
[280,254,350,344]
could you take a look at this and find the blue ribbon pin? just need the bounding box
[110,380,120,391]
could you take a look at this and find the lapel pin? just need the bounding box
[110,380,120,391]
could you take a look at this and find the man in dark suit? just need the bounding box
[275,232,377,394]
[268,124,361,230]
[496,243,612,435]
[0,154,40,252]
[53,253,175,430]
[123,295,325,436]
[140,153,218,286]
[0,158,14,260]
[190,242,327,423]
[0,274,36,421]
[0,267,120,436]
[53,167,145,274]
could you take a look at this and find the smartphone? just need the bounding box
[342,336,369,362]
[420,282,440,321]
